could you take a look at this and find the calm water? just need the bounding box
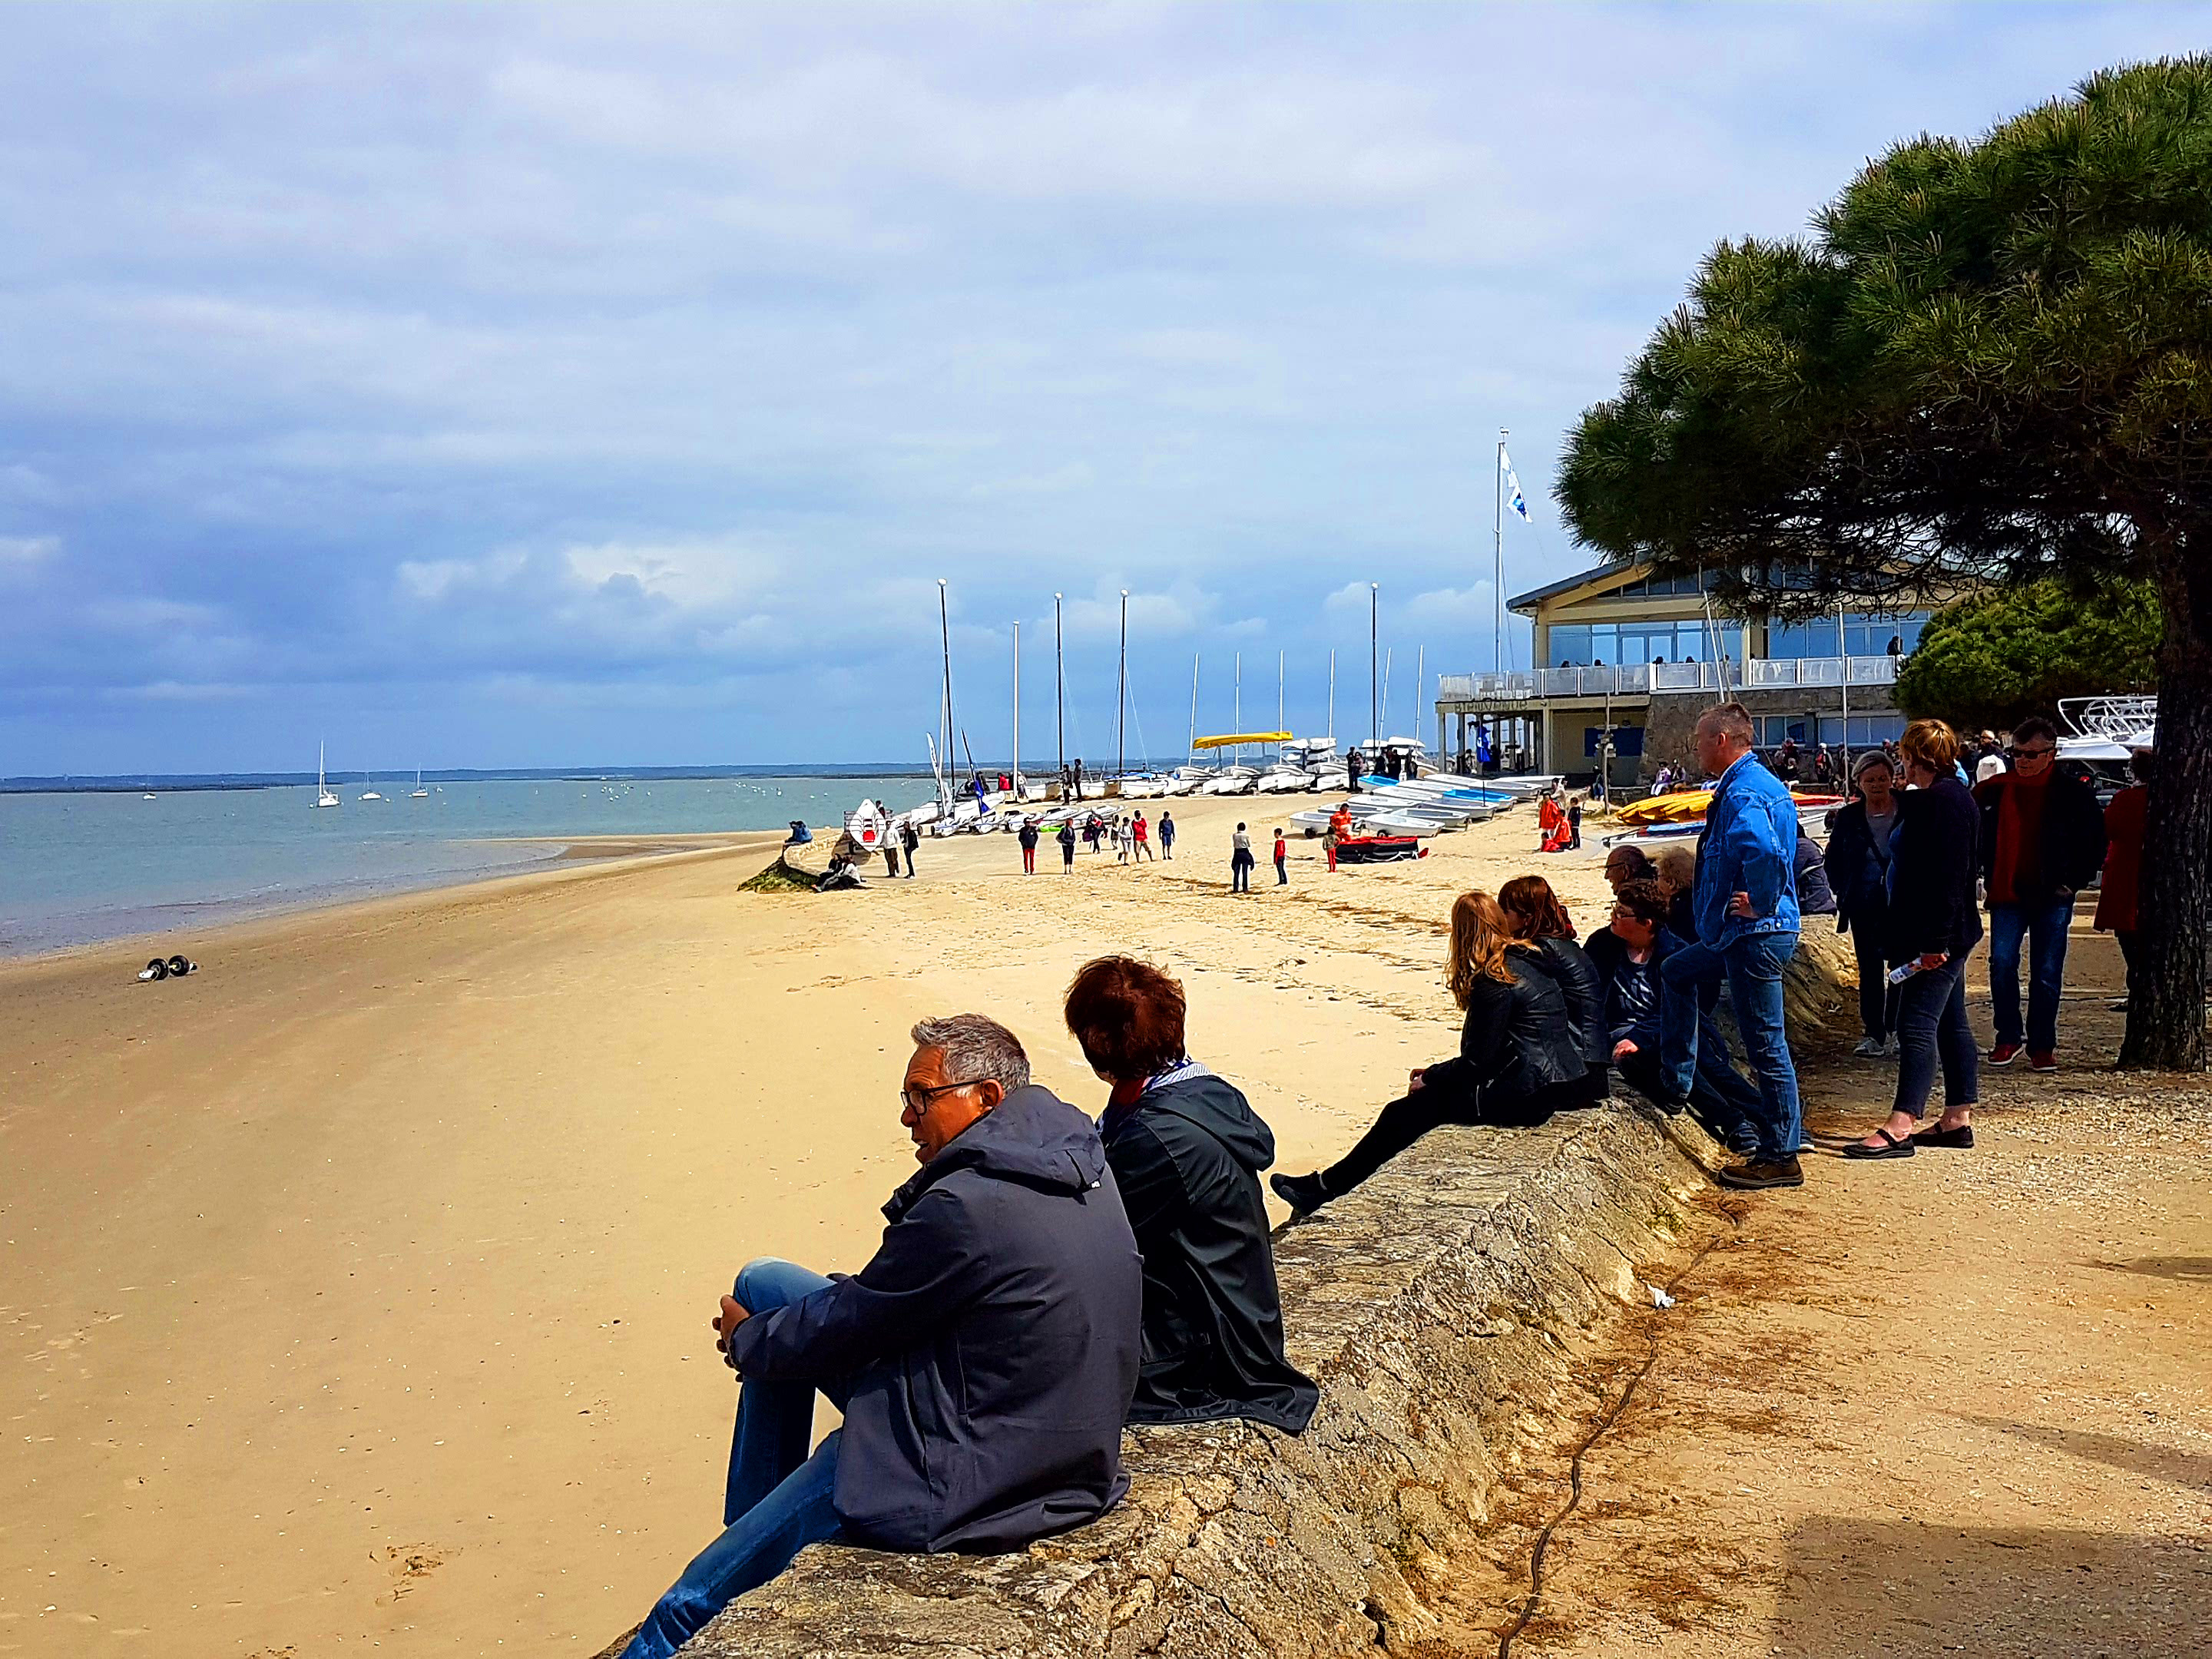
[0,774,943,956]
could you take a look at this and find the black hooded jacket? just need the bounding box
[1099,1069,1318,1433]
[727,1085,1142,1554]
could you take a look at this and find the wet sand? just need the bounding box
[1,793,1588,1656]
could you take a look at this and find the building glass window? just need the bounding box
[1816,714,1908,746]
[1550,619,1746,666]
[1767,611,1929,659]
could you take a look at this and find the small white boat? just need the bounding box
[1255,763,1312,794]
[315,742,340,809]
[410,767,429,799]
[359,790,383,802]
[1199,765,1260,796]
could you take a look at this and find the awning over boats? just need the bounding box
[1193,731,1293,749]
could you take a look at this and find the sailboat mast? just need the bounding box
[1416,646,1424,757]
[1328,649,1336,742]
[1369,583,1379,751]
[1382,646,1392,734]
[938,579,955,807]
[1012,620,1021,796]
[1116,588,1128,781]
[1233,651,1241,767]
[1277,649,1284,735]
[1187,652,1200,758]
[1054,593,1065,785]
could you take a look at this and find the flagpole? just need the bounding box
[1495,429,1505,675]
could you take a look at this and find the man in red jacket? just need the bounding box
[1974,717,2108,1071]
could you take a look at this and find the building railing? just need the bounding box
[1437,654,1899,704]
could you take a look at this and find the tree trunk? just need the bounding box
[2118,533,2210,1071]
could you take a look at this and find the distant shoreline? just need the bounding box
[0,765,945,797]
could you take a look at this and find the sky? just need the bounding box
[1,2,2200,773]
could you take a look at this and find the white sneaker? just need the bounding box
[1853,1036,1885,1058]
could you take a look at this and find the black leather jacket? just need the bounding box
[1522,935,1608,1075]
[1422,948,1588,1107]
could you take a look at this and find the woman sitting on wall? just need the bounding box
[1498,874,1610,1106]
[1270,891,1588,1214]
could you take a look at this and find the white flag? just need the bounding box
[1500,445,1532,522]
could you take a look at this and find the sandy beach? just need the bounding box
[2,794,1598,1657]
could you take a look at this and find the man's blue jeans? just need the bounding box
[622,1260,846,1659]
[1661,933,1802,1161]
[1988,898,2074,1053]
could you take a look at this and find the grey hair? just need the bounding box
[1698,700,1756,743]
[910,1014,1031,1091]
[1852,748,1896,781]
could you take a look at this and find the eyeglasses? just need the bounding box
[899,1078,979,1115]
[2011,744,2055,760]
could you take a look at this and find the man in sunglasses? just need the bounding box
[619,1015,1141,1659]
[1974,717,2107,1071]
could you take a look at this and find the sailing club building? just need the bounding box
[1434,560,1943,788]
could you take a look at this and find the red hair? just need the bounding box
[1064,955,1187,1083]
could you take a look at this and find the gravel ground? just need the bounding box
[1419,920,2212,1658]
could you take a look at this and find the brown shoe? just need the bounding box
[1717,1154,1804,1190]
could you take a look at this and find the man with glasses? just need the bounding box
[619,1015,1141,1659]
[1973,717,2107,1071]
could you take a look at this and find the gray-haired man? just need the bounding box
[621,1015,1142,1659]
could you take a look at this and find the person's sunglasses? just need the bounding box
[2011,744,2055,760]
[899,1078,979,1114]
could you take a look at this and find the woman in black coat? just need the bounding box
[1845,720,1983,1159]
[1498,873,1609,1106]
[1271,890,1588,1212]
[1823,750,1906,1055]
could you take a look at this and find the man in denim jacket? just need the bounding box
[1659,702,1806,1190]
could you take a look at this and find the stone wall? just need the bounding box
[661,1106,1723,1658]
[1639,687,1898,783]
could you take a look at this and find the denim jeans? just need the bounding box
[622,1259,846,1659]
[1615,1041,1760,1157]
[1988,897,2073,1052]
[1892,950,1979,1119]
[1661,933,1802,1161]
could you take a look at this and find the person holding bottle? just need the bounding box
[1844,720,1982,1160]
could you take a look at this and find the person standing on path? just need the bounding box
[1133,810,1154,862]
[1158,810,1175,859]
[1657,701,1806,1192]
[1273,829,1288,886]
[899,820,920,879]
[1230,823,1253,893]
[1972,715,2106,1071]
[882,835,902,880]
[1018,820,1039,875]
[1824,750,1904,1056]
[1846,720,1983,1160]
[1568,794,1583,850]
[1058,820,1076,873]
[2094,750,2151,1012]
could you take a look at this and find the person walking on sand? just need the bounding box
[1133,810,1154,862]
[1114,816,1131,865]
[1158,810,1176,859]
[1058,820,1076,873]
[1825,750,1905,1056]
[1656,702,1806,1192]
[1974,715,2107,1072]
[1845,721,1983,1161]
[1273,828,1288,886]
[1018,819,1039,875]
[1230,823,1254,893]
[1270,891,1588,1214]
[899,819,920,879]
[882,833,902,880]
[618,1017,1140,1659]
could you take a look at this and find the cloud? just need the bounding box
[0,533,58,565]
[2,2,2203,769]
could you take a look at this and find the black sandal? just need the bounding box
[1909,1123,1975,1150]
[1843,1128,1916,1160]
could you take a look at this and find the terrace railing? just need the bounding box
[1437,654,1899,704]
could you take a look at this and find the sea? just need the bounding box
[0,771,951,958]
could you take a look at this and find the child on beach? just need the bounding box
[1158,812,1176,859]
[1273,829,1288,885]
[1133,812,1154,861]
[1058,820,1077,872]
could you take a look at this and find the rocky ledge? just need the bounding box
[669,1104,1721,1657]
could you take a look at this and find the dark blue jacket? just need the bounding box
[728,1086,1141,1554]
[1823,797,1896,937]
[1099,1069,1316,1433]
[1693,752,1801,945]
[1887,776,1986,962]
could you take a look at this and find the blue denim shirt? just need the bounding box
[1692,751,1802,947]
